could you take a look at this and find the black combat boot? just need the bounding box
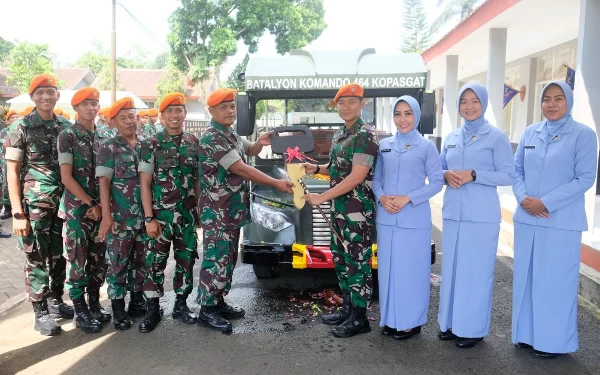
[87,290,112,322]
[216,299,245,319]
[32,300,62,336]
[127,291,147,317]
[172,294,197,324]
[321,294,351,325]
[138,298,161,333]
[198,306,232,332]
[111,299,132,330]
[72,297,103,334]
[48,295,74,319]
[331,306,371,338]
[0,205,11,220]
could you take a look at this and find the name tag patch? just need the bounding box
[447,145,456,148]
[525,145,535,149]
[381,149,392,153]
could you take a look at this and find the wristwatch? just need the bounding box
[471,170,477,182]
[313,164,320,174]
[144,216,154,224]
[89,199,98,207]
[13,212,26,220]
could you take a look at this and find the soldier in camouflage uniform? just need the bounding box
[137,92,200,333]
[96,108,117,143]
[303,84,378,338]
[0,110,19,225]
[141,108,160,139]
[97,97,147,331]
[57,87,110,333]
[5,74,74,336]
[197,88,293,332]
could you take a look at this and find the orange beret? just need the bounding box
[148,108,159,116]
[29,74,58,95]
[334,83,364,103]
[21,106,34,116]
[71,87,100,106]
[108,97,136,119]
[138,110,149,117]
[53,108,64,115]
[62,112,71,120]
[5,110,18,120]
[206,88,236,107]
[159,92,186,112]
[98,108,108,117]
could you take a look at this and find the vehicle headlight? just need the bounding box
[251,203,292,232]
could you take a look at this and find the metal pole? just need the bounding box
[111,0,117,104]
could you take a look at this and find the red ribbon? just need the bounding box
[285,146,317,163]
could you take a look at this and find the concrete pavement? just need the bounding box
[0,217,25,316]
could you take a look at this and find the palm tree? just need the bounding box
[430,0,480,34]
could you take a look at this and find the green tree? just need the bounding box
[0,37,15,64]
[401,0,431,53]
[5,41,55,94]
[224,53,249,91]
[153,52,170,69]
[167,0,326,90]
[74,40,110,75]
[156,59,185,104]
[430,0,480,34]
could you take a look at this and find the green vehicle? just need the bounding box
[235,48,436,278]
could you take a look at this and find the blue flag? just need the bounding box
[503,84,518,108]
[565,66,575,90]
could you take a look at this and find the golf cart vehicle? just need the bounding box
[235,48,437,279]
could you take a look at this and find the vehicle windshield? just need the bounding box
[254,98,376,160]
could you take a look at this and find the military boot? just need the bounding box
[216,299,245,319]
[0,205,11,220]
[111,299,132,330]
[138,298,161,333]
[48,295,74,319]
[321,294,351,325]
[198,306,232,332]
[127,291,147,317]
[32,300,62,336]
[331,306,371,338]
[72,297,103,334]
[87,290,112,322]
[172,294,197,324]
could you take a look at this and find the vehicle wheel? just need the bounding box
[253,263,278,279]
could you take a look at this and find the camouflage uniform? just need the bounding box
[139,129,200,299]
[57,122,107,301]
[329,118,378,308]
[96,123,116,143]
[96,135,146,299]
[198,120,251,306]
[5,110,71,302]
[0,127,8,194]
[142,122,157,139]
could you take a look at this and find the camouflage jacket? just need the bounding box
[96,134,143,230]
[329,118,378,221]
[198,120,251,230]
[57,122,102,220]
[96,123,116,143]
[0,127,8,165]
[142,122,158,139]
[139,129,199,225]
[5,110,70,209]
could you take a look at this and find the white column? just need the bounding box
[485,28,508,130]
[441,55,459,141]
[512,58,537,142]
[573,0,600,243]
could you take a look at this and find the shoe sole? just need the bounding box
[198,319,232,332]
[332,325,371,338]
[393,331,421,341]
[34,326,62,336]
[74,322,103,334]
[456,339,483,349]
[114,323,132,330]
[172,312,198,324]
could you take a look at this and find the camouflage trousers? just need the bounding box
[143,221,198,299]
[20,208,66,302]
[331,217,374,308]
[105,228,146,299]
[63,217,107,300]
[2,165,8,206]
[197,228,240,306]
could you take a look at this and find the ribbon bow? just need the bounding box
[285,146,318,163]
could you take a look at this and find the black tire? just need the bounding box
[253,263,278,279]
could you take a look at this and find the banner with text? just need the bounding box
[245,73,427,91]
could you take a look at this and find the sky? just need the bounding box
[0,0,446,80]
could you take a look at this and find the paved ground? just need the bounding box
[0,216,23,313]
[1,227,600,375]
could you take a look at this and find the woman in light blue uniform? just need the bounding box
[373,96,443,340]
[438,82,515,348]
[512,81,597,359]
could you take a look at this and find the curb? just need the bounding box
[0,292,26,318]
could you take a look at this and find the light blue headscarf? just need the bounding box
[541,80,573,137]
[392,95,420,148]
[457,82,488,142]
